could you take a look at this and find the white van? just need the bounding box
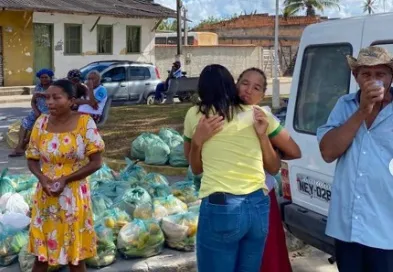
[280,13,393,257]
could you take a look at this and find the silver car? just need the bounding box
[80,61,161,105]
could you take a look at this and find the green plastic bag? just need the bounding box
[96,181,133,200]
[12,175,38,193]
[119,158,147,182]
[169,142,189,167]
[86,224,116,268]
[114,187,152,217]
[0,169,16,196]
[153,195,187,216]
[0,225,28,266]
[19,245,62,272]
[171,181,198,204]
[99,208,131,242]
[87,164,115,183]
[117,219,164,258]
[91,192,113,222]
[144,138,170,165]
[131,133,161,160]
[161,212,198,251]
[140,173,169,187]
[144,183,171,199]
[158,128,183,148]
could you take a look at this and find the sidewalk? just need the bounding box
[0,95,32,105]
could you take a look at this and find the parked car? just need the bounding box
[80,61,161,104]
[279,12,393,259]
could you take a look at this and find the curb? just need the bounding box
[104,158,188,177]
[0,96,32,105]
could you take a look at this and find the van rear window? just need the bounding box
[294,44,352,135]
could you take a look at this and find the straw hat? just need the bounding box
[347,46,393,71]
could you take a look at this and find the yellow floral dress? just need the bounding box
[25,114,105,266]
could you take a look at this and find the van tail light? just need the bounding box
[281,161,292,201]
[155,67,161,79]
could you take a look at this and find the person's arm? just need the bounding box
[259,134,281,175]
[62,152,102,183]
[319,109,366,163]
[190,140,203,175]
[184,141,191,162]
[31,95,40,115]
[74,98,91,106]
[270,129,301,160]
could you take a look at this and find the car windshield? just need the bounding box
[80,62,112,80]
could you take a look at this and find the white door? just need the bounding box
[285,18,364,216]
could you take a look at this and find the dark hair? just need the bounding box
[237,67,268,93]
[51,79,76,99]
[75,83,88,99]
[197,64,242,121]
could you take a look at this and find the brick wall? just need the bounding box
[155,45,263,79]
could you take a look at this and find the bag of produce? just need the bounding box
[153,195,187,216]
[100,208,131,242]
[19,188,36,207]
[91,192,113,221]
[169,142,189,167]
[119,158,147,182]
[187,200,201,214]
[0,169,16,196]
[140,173,168,190]
[161,212,198,251]
[97,181,133,200]
[171,181,198,204]
[144,138,170,165]
[86,224,116,268]
[0,224,28,266]
[0,193,12,213]
[117,219,164,258]
[133,202,154,220]
[144,183,171,199]
[5,193,29,215]
[131,133,161,160]
[158,128,183,148]
[87,164,115,183]
[6,120,21,149]
[152,203,169,221]
[114,187,152,217]
[19,245,62,272]
[11,175,38,193]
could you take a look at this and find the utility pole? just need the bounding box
[183,7,188,46]
[176,0,182,56]
[272,0,280,109]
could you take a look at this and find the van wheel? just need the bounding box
[146,94,156,105]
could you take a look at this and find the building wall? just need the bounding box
[33,12,157,78]
[0,11,34,86]
[155,45,262,79]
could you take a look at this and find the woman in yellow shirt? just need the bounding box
[184,64,281,272]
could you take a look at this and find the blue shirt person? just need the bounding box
[317,46,393,272]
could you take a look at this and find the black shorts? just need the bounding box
[335,239,393,272]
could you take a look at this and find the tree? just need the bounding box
[193,16,224,29]
[363,0,377,14]
[283,0,340,17]
[157,19,177,31]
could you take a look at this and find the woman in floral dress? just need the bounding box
[26,79,104,272]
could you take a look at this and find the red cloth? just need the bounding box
[260,189,292,272]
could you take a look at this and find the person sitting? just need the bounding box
[66,69,95,111]
[77,70,108,123]
[154,61,183,104]
[9,68,54,157]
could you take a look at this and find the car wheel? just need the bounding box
[146,94,156,105]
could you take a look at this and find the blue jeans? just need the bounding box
[197,189,270,272]
[154,82,165,100]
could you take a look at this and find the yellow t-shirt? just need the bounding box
[183,105,282,198]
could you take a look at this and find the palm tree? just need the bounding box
[283,0,340,17]
[363,0,377,14]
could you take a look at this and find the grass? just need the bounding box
[100,95,288,160]
[100,103,190,159]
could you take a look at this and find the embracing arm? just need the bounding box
[259,134,281,175]
[64,152,103,183]
[189,140,203,175]
[184,141,191,162]
[270,129,301,160]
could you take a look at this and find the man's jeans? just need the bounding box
[197,189,270,272]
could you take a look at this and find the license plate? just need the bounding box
[296,174,332,202]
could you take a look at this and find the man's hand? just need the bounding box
[193,115,224,147]
[253,107,269,136]
[359,81,385,115]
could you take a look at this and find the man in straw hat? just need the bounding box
[317,46,393,272]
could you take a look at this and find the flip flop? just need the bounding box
[8,151,25,158]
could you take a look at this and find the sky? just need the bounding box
[155,0,393,25]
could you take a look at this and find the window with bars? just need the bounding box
[126,26,141,53]
[64,24,82,54]
[97,25,113,54]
